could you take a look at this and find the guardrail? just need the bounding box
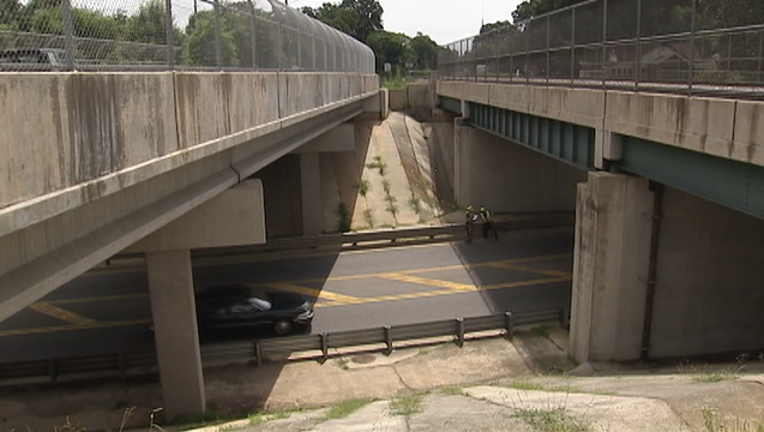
[105,213,574,267]
[0,308,567,386]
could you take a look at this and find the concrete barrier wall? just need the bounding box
[0,72,378,229]
[437,81,764,168]
[389,89,408,111]
[650,186,764,358]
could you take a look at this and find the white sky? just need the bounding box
[287,0,523,45]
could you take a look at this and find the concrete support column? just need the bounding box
[146,250,205,420]
[569,172,654,363]
[300,152,322,236]
[594,129,623,170]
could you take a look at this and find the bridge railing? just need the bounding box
[0,0,374,73]
[438,0,764,97]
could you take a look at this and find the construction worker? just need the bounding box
[479,205,498,240]
[465,205,478,243]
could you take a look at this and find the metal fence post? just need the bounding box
[62,0,75,71]
[635,0,642,90]
[525,22,531,84]
[384,325,393,354]
[164,0,175,69]
[456,318,465,347]
[688,0,697,95]
[297,29,302,70]
[278,19,285,71]
[546,15,551,85]
[213,0,223,69]
[570,6,576,86]
[601,0,608,89]
[248,0,257,70]
[504,312,514,339]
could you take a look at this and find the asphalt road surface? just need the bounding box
[0,228,574,363]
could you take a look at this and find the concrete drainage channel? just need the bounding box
[0,308,567,387]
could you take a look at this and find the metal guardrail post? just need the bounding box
[759,32,764,84]
[456,318,465,347]
[601,0,608,89]
[62,0,75,71]
[320,333,329,360]
[384,325,393,354]
[570,6,576,86]
[635,0,642,90]
[688,0,697,95]
[255,340,263,367]
[164,0,175,69]
[504,312,514,340]
[545,15,551,85]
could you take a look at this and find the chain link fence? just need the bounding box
[438,0,764,96]
[0,0,374,72]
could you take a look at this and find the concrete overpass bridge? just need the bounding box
[435,0,764,371]
[1,0,383,418]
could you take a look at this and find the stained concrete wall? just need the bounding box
[0,72,378,239]
[649,186,764,358]
[455,126,587,212]
[437,81,764,168]
[389,89,408,111]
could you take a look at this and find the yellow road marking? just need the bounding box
[377,273,477,292]
[0,318,151,337]
[488,262,573,280]
[27,303,97,325]
[268,283,361,304]
[45,294,148,305]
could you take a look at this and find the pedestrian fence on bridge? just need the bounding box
[0,0,374,72]
[438,0,764,97]
[0,308,567,386]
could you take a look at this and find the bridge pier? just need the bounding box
[146,249,206,420]
[300,153,322,236]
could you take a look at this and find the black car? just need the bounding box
[0,48,66,71]
[195,284,314,336]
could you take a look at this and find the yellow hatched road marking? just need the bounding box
[268,283,361,305]
[377,273,477,292]
[488,262,573,280]
[45,294,148,305]
[28,303,97,325]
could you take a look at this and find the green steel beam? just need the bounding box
[617,137,764,221]
[466,102,595,169]
[438,96,462,115]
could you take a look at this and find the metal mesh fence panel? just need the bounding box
[0,0,373,72]
[438,0,764,94]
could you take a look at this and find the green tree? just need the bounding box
[410,32,438,70]
[366,29,412,71]
[0,0,21,28]
[300,0,382,42]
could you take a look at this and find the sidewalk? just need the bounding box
[3,328,764,432]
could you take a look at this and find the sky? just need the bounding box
[287,0,524,45]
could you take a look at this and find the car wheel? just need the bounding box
[273,319,293,335]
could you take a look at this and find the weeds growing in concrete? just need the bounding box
[367,156,387,176]
[390,395,424,416]
[440,386,464,396]
[356,180,371,197]
[364,209,375,228]
[511,408,591,432]
[382,179,392,195]
[248,409,296,426]
[323,399,373,420]
[702,407,764,432]
[408,195,422,215]
[506,380,545,391]
[678,363,742,383]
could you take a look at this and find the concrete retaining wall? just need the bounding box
[0,72,379,236]
[389,88,408,111]
[650,186,764,358]
[437,81,764,168]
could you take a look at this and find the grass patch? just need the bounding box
[702,407,764,432]
[381,75,407,90]
[335,357,350,370]
[248,408,297,426]
[367,156,388,176]
[440,386,464,396]
[382,179,392,194]
[324,399,373,420]
[390,395,424,416]
[356,180,371,197]
[386,203,399,217]
[679,363,742,383]
[408,195,422,214]
[511,408,591,432]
